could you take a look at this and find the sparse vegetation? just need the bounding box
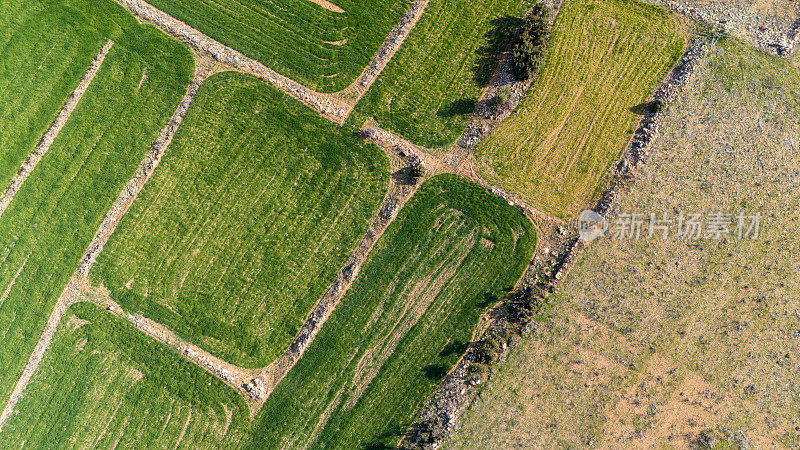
[448,38,800,448]
[490,84,514,113]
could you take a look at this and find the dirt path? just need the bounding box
[362,119,563,225]
[112,0,430,124]
[62,136,422,418]
[0,1,548,426]
[306,0,345,13]
[333,0,430,114]
[0,40,114,220]
[0,57,216,433]
[96,297,256,391]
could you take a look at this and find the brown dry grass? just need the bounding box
[447,38,800,449]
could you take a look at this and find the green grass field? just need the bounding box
[352,0,534,147]
[476,0,685,218]
[0,302,251,448]
[0,0,193,415]
[252,175,535,448]
[0,3,102,190]
[145,0,408,92]
[93,71,388,369]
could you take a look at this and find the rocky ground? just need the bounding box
[647,0,800,55]
[445,37,800,448]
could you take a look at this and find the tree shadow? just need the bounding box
[473,16,523,87]
[629,101,661,116]
[422,364,448,380]
[437,98,477,117]
[391,166,422,185]
[362,424,406,449]
[438,340,468,357]
[478,291,499,308]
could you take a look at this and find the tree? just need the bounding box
[511,4,554,81]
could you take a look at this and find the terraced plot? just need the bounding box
[476,0,685,217]
[144,0,409,92]
[353,0,533,147]
[0,303,250,448]
[93,72,388,369]
[0,3,104,189]
[0,0,193,416]
[252,175,535,448]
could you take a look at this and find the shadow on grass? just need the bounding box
[363,424,407,449]
[392,167,422,185]
[437,98,477,117]
[629,100,662,115]
[439,340,469,357]
[478,291,499,308]
[473,16,522,87]
[422,363,448,380]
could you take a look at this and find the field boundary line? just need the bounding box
[0,40,115,220]
[362,119,563,225]
[83,138,421,418]
[0,59,211,433]
[242,150,419,417]
[93,297,256,392]
[333,0,430,115]
[400,37,713,449]
[112,0,430,124]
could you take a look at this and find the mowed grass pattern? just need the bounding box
[476,0,684,217]
[146,0,408,92]
[0,0,193,412]
[354,0,533,147]
[252,175,535,449]
[0,303,251,448]
[0,5,101,189]
[94,72,388,369]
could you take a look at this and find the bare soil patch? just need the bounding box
[306,0,345,13]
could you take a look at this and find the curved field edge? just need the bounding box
[251,174,536,449]
[143,0,409,92]
[92,71,389,369]
[351,0,534,148]
[476,0,686,218]
[0,302,251,448]
[0,0,193,413]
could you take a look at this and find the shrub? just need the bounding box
[490,85,513,112]
[511,4,554,81]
